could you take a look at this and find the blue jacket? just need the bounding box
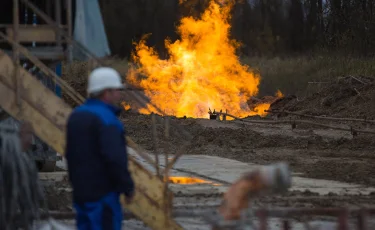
[65,99,134,203]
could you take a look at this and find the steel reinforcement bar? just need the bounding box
[36,207,375,230]
[217,112,375,135]
[266,109,375,124]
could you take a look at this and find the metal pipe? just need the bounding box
[13,0,20,108]
[218,112,375,135]
[66,0,73,62]
[55,0,62,46]
[267,109,375,124]
[357,209,368,230]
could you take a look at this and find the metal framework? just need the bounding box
[2,1,375,230]
[0,0,73,62]
[0,1,183,229]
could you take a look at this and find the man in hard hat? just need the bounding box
[65,67,135,230]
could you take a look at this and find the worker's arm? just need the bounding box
[99,123,135,198]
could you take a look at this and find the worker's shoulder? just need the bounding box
[70,103,122,127]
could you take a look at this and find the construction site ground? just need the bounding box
[37,73,374,229]
[41,111,375,229]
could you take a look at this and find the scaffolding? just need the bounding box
[0,1,182,229]
[2,1,375,230]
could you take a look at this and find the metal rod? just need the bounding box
[66,0,73,62]
[358,209,368,230]
[13,0,20,108]
[164,116,171,227]
[46,0,51,17]
[55,0,62,46]
[218,112,375,135]
[267,109,375,124]
[163,144,187,173]
[125,136,158,168]
[258,210,268,230]
[283,220,290,230]
[151,114,160,177]
[337,210,349,230]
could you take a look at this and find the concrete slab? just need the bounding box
[50,148,375,195]
[127,148,375,196]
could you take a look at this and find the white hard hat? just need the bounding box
[87,67,124,94]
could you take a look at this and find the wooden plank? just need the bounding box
[0,76,67,153]
[0,50,167,197]
[120,192,181,230]
[0,24,68,29]
[0,50,182,230]
[21,0,97,60]
[0,50,72,133]
[3,48,65,61]
[6,26,60,43]
[0,36,83,104]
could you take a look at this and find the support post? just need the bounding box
[13,0,20,107]
[55,0,62,46]
[66,0,73,62]
[55,63,62,98]
[46,0,52,17]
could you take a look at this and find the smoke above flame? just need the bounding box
[127,0,278,118]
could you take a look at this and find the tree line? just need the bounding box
[98,0,375,58]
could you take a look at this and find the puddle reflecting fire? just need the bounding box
[168,176,221,186]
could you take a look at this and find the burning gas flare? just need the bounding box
[128,0,281,118]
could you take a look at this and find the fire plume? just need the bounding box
[128,0,275,118]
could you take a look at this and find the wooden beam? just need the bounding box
[21,0,97,61]
[0,49,183,230]
[6,26,62,43]
[0,32,84,105]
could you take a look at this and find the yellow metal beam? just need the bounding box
[0,50,183,230]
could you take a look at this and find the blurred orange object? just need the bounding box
[218,163,291,220]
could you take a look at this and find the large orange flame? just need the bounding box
[127,0,276,118]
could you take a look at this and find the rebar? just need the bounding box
[0,124,45,230]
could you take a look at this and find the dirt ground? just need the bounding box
[43,108,375,210]
[271,76,375,119]
[121,111,375,186]
[50,72,375,228]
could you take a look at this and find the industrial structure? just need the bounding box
[1,1,375,230]
[0,0,181,229]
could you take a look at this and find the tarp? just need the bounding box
[73,0,111,60]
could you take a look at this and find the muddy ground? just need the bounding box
[44,109,375,213]
[121,111,375,186]
[271,75,375,119]
[48,73,375,228]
